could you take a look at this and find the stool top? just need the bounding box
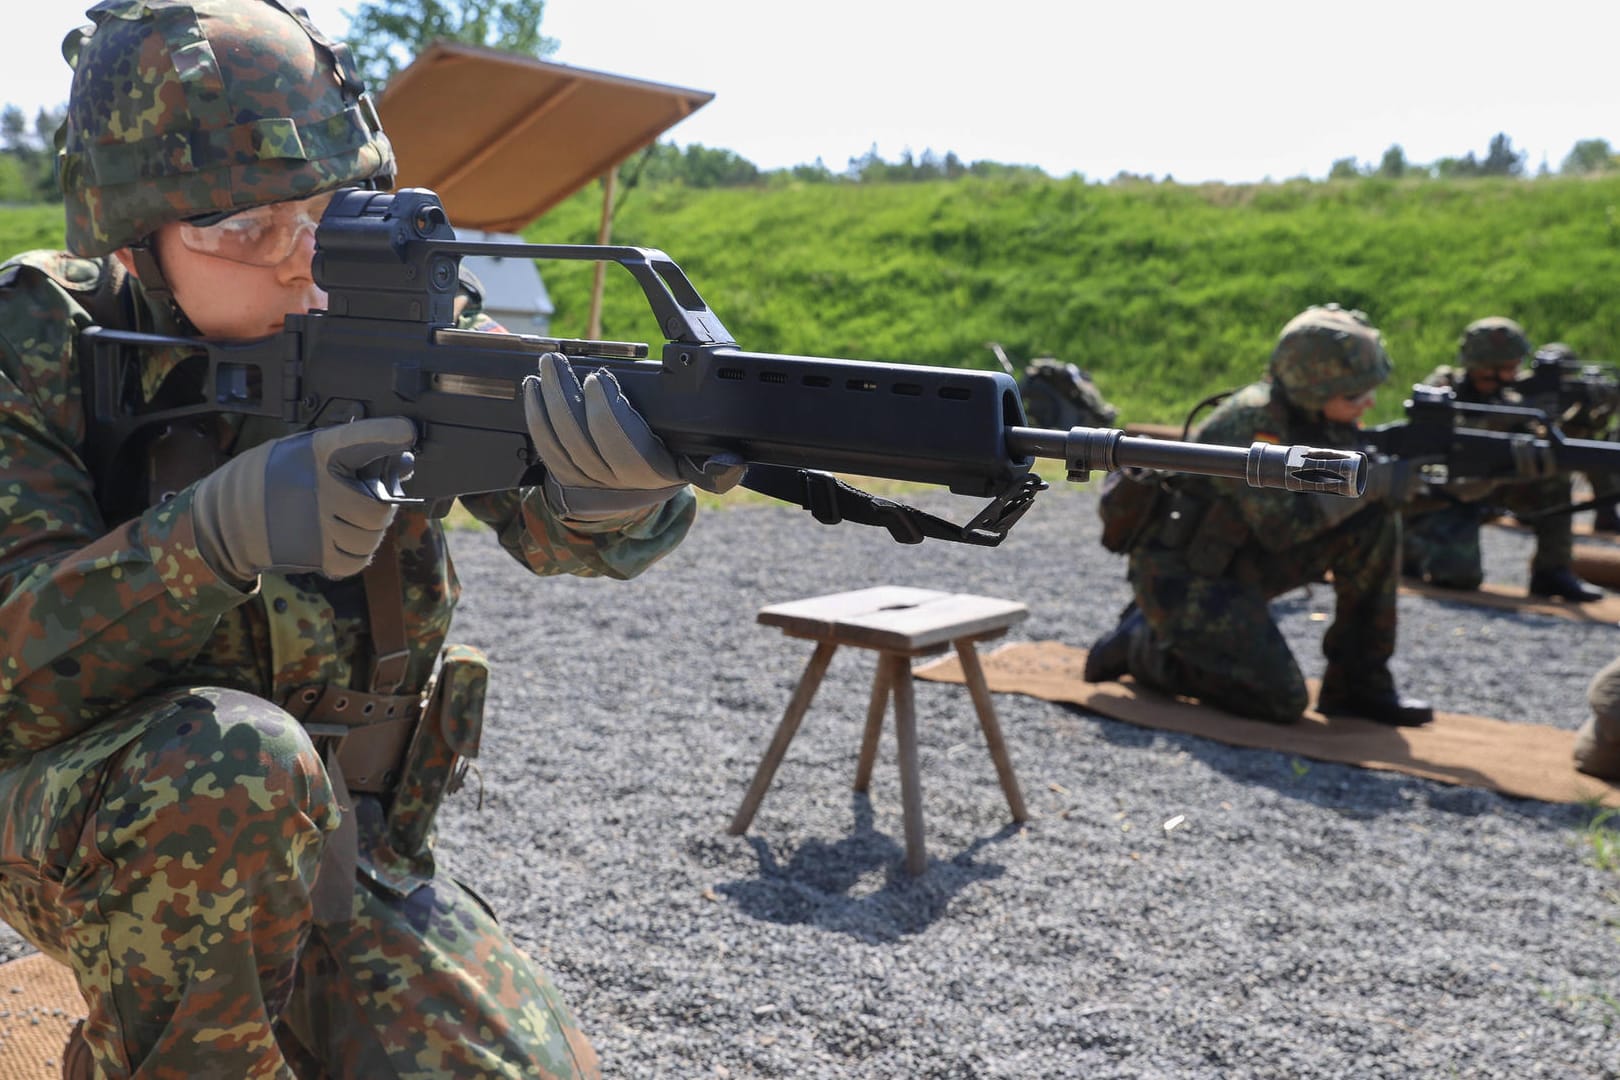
[759,586,1028,653]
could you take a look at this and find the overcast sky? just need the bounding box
[7,0,1615,183]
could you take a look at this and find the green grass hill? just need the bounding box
[523,174,1620,427]
[5,173,1618,427]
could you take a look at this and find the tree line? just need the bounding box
[2,0,1615,200]
[1326,132,1620,182]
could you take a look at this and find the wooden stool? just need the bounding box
[728,586,1030,875]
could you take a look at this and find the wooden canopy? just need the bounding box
[375,42,714,233]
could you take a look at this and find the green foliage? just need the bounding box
[626,143,762,190]
[1563,139,1619,176]
[345,0,558,92]
[1583,806,1620,875]
[0,103,66,203]
[525,171,1620,426]
[0,204,78,251]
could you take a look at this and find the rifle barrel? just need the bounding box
[1007,426,1368,497]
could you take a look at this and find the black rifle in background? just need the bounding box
[1513,345,1620,441]
[80,187,1366,547]
[1360,383,1620,519]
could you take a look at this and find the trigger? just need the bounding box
[361,451,423,504]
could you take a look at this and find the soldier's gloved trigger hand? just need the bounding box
[522,352,745,521]
[191,417,417,585]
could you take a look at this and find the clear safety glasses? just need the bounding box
[175,192,335,267]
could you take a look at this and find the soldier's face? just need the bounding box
[1468,362,1521,394]
[130,217,328,340]
[1321,389,1376,423]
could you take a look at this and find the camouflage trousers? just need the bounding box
[1402,475,1573,588]
[0,687,599,1080]
[1125,504,1400,724]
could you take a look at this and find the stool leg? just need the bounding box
[888,652,927,876]
[955,640,1029,823]
[729,641,838,835]
[853,656,893,793]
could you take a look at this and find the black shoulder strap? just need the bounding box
[740,465,1045,547]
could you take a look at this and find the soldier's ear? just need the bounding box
[111,248,137,278]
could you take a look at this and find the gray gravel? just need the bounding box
[7,486,1620,1077]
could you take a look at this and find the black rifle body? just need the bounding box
[80,187,1365,545]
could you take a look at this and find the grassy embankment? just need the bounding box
[527,172,1620,429]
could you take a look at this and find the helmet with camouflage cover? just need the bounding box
[1457,316,1530,370]
[56,0,394,257]
[1267,303,1393,411]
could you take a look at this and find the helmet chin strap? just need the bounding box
[126,239,199,336]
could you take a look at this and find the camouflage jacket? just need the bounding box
[0,251,695,765]
[1165,380,1367,553]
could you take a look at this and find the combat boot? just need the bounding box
[1528,567,1603,604]
[1573,711,1620,780]
[61,1019,91,1080]
[1316,667,1434,727]
[1083,605,1143,683]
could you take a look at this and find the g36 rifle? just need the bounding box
[81,187,1367,547]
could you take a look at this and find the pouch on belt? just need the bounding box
[387,643,489,858]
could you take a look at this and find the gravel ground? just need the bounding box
[6,485,1620,1078]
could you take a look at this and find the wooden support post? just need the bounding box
[955,639,1029,822]
[888,652,928,876]
[853,654,893,793]
[728,641,837,835]
[586,164,618,340]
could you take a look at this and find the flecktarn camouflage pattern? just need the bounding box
[57,0,394,255]
[1266,303,1392,410]
[1121,380,1401,723]
[0,247,678,1074]
[1403,350,1579,590]
[1456,316,1530,370]
[2,41,694,1062]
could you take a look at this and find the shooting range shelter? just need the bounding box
[375,42,714,335]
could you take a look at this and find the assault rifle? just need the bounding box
[1513,346,1620,440]
[79,187,1367,547]
[1360,383,1620,504]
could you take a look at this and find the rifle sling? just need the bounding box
[740,464,1016,547]
[362,529,410,694]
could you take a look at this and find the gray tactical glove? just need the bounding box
[191,417,417,584]
[522,351,745,521]
[1359,456,1415,508]
[1313,455,1412,529]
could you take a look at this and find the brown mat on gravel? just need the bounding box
[914,640,1620,808]
[1396,578,1620,623]
[0,953,83,1078]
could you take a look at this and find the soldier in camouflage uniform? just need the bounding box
[0,3,740,1077]
[1401,317,1602,602]
[1084,304,1432,727]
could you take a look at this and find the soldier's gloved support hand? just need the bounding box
[1440,476,1504,504]
[523,352,745,521]
[192,417,417,584]
[1313,490,1367,530]
[1508,434,1558,479]
[1360,456,1415,508]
